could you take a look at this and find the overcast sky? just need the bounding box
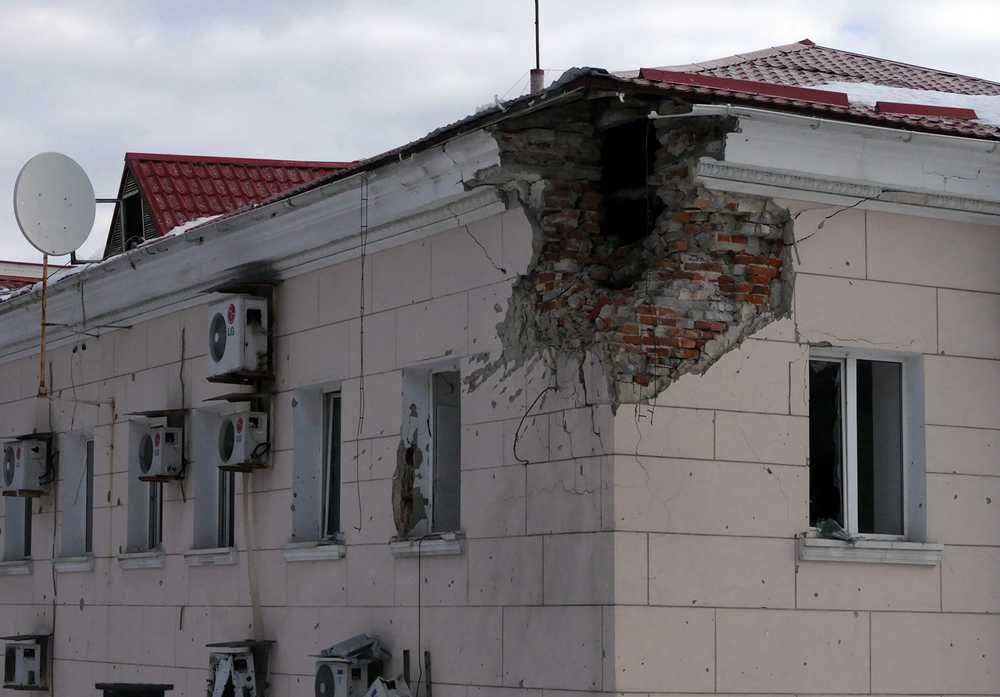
[2,0,998,263]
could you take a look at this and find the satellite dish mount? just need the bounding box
[13,152,97,397]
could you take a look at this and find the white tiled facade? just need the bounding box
[0,190,997,697]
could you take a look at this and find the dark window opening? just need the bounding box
[857,360,904,535]
[809,360,844,527]
[218,470,235,548]
[431,371,462,533]
[122,193,144,248]
[322,392,342,538]
[600,119,661,247]
[85,439,94,554]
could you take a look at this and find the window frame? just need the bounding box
[320,390,342,541]
[810,348,915,540]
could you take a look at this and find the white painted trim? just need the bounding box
[389,533,465,558]
[117,550,165,570]
[697,161,1000,224]
[53,554,94,573]
[281,541,346,563]
[0,129,503,363]
[797,537,943,566]
[0,559,32,576]
[183,547,237,567]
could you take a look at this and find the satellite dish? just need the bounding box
[13,152,96,255]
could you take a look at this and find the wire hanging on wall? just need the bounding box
[354,173,370,532]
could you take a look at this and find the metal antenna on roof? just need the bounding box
[530,0,544,94]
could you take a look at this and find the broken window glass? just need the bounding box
[809,359,844,527]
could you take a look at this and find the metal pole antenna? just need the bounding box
[38,253,48,396]
[535,0,540,69]
[530,0,544,93]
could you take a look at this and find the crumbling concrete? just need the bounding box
[472,99,793,405]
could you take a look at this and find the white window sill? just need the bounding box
[282,541,346,562]
[797,537,943,566]
[117,550,166,570]
[0,559,32,576]
[389,532,465,558]
[54,555,95,573]
[184,547,237,567]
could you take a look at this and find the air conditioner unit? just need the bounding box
[314,635,389,697]
[137,427,183,479]
[207,295,269,377]
[2,440,48,496]
[218,412,268,467]
[208,650,258,697]
[3,636,48,690]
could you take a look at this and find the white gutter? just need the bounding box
[651,104,1000,153]
[0,129,503,362]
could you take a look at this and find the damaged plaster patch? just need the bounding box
[468,99,793,407]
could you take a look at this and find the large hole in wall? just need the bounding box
[601,119,660,242]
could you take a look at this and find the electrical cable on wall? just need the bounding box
[354,173,370,532]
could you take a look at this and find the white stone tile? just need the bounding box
[942,545,1000,613]
[927,473,1000,545]
[422,606,502,685]
[275,270,319,337]
[371,238,432,312]
[715,411,808,465]
[925,355,1000,429]
[461,465,525,538]
[611,456,808,537]
[469,280,513,355]
[926,425,1000,476]
[394,551,468,606]
[797,557,940,611]
[527,457,603,535]
[468,536,542,605]
[717,609,869,693]
[938,288,1000,359]
[347,309,397,377]
[794,273,937,353]
[613,406,715,459]
[395,293,469,366]
[346,544,396,606]
[871,612,1000,694]
[503,606,602,690]
[606,606,715,692]
[659,340,807,415]
[544,532,647,605]
[649,534,794,608]
[781,202,867,278]
[431,216,507,297]
[867,211,1000,293]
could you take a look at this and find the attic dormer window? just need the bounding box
[122,192,144,249]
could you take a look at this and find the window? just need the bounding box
[431,371,461,533]
[399,367,462,537]
[321,392,342,539]
[22,501,32,558]
[84,439,94,554]
[290,388,342,545]
[58,433,94,558]
[121,193,144,249]
[809,354,909,537]
[217,470,235,548]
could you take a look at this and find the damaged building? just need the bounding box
[0,39,998,695]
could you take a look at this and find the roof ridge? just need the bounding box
[125,152,355,169]
[795,42,1000,90]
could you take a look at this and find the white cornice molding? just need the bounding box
[0,130,503,363]
[697,160,1000,223]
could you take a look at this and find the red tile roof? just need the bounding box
[624,40,1000,140]
[126,153,356,235]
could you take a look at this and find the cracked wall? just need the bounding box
[473,99,792,405]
